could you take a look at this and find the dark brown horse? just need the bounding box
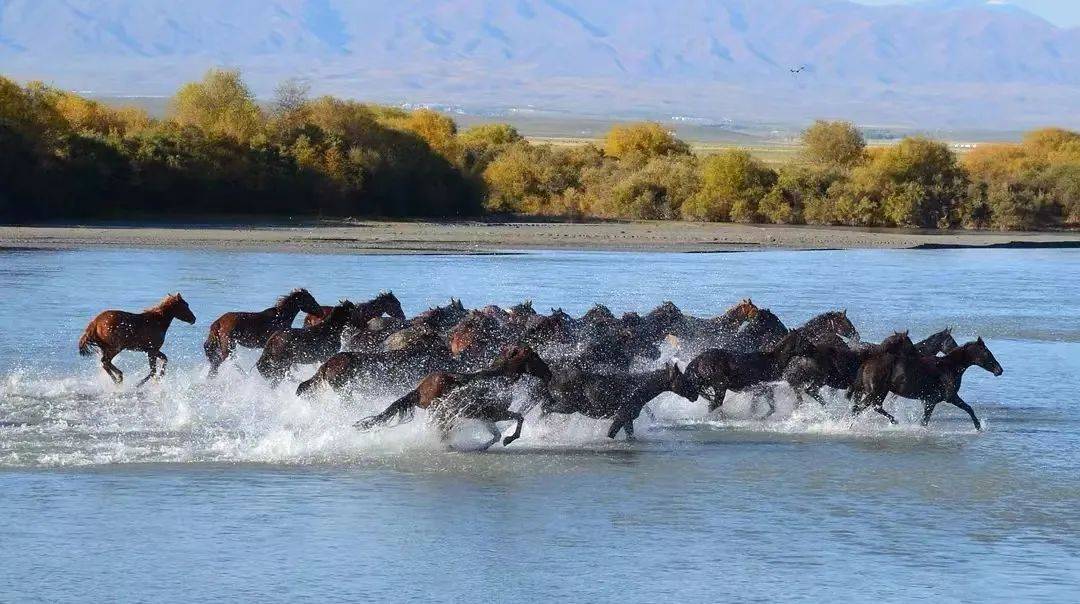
[782,331,918,407]
[78,293,197,386]
[684,330,816,416]
[203,288,322,376]
[304,291,405,328]
[533,363,699,440]
[354,345,552,450]
[256,301,356,386]
[848,338,1003,429]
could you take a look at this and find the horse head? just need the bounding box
[583,303,616,325]
[509,300,536,322]
[880,330,917,355]
[666,362,699,402]
[286,288,323,316]
[376,291,406,321]
[499,345,553,382]
[719,298,759,325]
[929,327,959,354]
[164,293,196,324]
[327,300,357,326]
[969,337,1004,376]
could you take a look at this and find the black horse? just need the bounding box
[531,363,699,439]
[848,338,1003,429]
[684,331,816,417]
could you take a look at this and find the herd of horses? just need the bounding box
[78,289,1004,450]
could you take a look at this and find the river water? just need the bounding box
[1,247,1078,601]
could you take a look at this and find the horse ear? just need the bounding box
[842,309,847,317]
[977,336,984,343]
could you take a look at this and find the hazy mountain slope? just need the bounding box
[1,0,1077,128]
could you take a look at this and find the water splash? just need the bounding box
[0,363,979,468]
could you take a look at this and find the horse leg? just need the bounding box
[806,384,829,407]
[948,394,982,432]
[207,335,227,377]
[865,391,898,425]
[920,399,939,427]
[751,384,776,419]
[101,349,123,384]
[607,406,634,440]
[478,420,501,451]
[155,351,168,378]
[136,352,159,387]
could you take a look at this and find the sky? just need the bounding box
[853,0,1080,27]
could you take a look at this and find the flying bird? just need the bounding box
[790,65,807,75]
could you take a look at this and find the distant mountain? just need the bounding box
[1,0,1077,128]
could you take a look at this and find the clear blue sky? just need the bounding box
[853,0,1080,27]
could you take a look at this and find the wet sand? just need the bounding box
[1,219,1078,254]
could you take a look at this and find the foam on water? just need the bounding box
[0,359,978,468]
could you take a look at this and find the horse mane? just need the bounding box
[803,310,845,327]
[144,293,182,313]
[275,288,310,308]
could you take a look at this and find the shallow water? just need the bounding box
[1,247,1078,601]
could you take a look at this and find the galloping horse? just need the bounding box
[203,288,322,376]
[782,331,918,406]
[305,291,405,328]
[684,330,815,416]
[256,301,356,386]
[354,346,553,450]
[78,293,197,385]
[534,363,699,440]
[848,338,1003,429]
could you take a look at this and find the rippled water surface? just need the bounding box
[1,247,1078,602]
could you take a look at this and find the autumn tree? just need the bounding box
[170,69,264,143]
[802,120,866,168]
[603,122,689,161]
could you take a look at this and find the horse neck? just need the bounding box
[799,315,836,338]
[939,345,977,374]
[143,303,177,326]
[272,297,303,319]
[914,332,943,355]
[633,368,673,399]
[353,300,384,324]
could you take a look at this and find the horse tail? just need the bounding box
[78,322,98,356]
[354,389,420,431]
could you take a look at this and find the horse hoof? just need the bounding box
[502,436,517,446]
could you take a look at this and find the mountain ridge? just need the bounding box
[1,0,1077,128]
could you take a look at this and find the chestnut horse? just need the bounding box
[203,288,322,376]
[304,291,405,328]
[78,293,197,386]
[354,346,553,450]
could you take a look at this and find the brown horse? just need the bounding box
[848,338,1003,429]
[304,291,405,328]
[256,301,356,386]
[203,288,322,376]
[354,346,553,450]
[78,293,197,386]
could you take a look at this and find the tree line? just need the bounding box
[2,69,1077,229]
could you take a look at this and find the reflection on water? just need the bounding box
[1,247,1078,601]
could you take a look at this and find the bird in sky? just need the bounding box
[790,65,807,75]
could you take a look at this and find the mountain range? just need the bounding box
[1,0,1077,128]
